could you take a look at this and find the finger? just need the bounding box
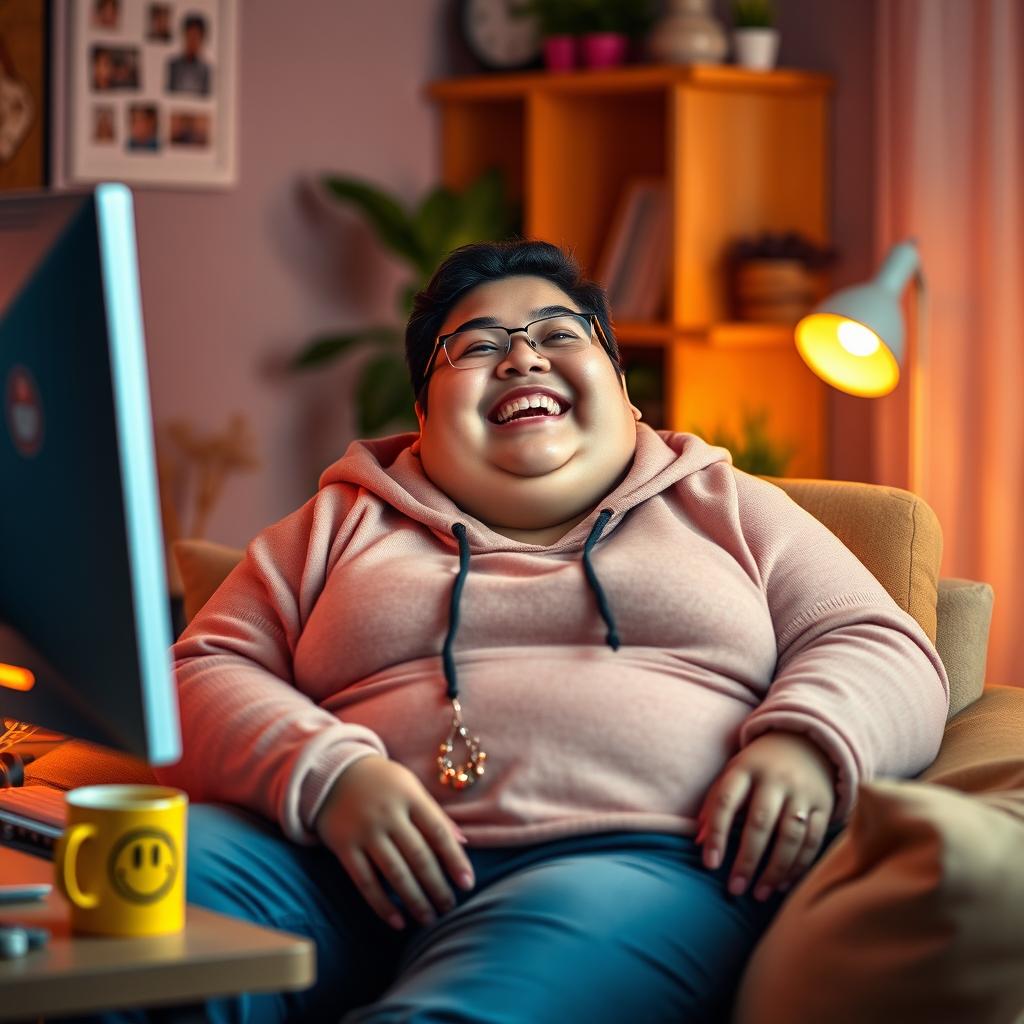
[410,801,475,892]
[751,803,812,900]
[701,771,754,871]
[727,786,787,897]
[339,845,406,931]
[391,815,458,916]
[778,809,830,891]
[367,833,437,927]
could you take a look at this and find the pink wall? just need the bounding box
[133,0,450,548]
[60,2,876,548]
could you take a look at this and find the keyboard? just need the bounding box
[0,785,66,859]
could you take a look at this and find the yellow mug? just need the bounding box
[54,784,188,936]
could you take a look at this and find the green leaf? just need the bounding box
[413,185,463,268]
[691,407,797,476]
[289,326,402,371]
[357,352,417,436]
[446,168,513,252]
[322,176,425,271]
[397,282,420,319]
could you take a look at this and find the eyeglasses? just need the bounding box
[429,312,610,372]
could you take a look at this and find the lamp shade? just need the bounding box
[795,241,920,397]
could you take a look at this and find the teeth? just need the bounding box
[495,394,563,424]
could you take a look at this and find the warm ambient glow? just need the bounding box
[0,663,35,692]
[795,313,901,397]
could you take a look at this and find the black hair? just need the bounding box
[183,13,206,35]
[406,239,622,412]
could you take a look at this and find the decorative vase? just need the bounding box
[543,35,577,73]
[733,27,780,71]
[647,0,728,65]
[580,31,628,69]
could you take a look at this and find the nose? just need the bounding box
[496,331,550,378]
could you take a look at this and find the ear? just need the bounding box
[414,400,426,431]
[619,374,643,423]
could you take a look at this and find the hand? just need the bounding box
[314,755,475,931]
[696,731,837,902]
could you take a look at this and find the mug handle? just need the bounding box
[57,823,100,909]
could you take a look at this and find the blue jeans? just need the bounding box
[72,804,844,1023]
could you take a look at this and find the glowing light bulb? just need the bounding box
[836,320,880,358]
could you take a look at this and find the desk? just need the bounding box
[0,845,315,1021]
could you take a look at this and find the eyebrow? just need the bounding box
[447,304,580,335]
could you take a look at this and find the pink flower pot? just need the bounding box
[543,35,577,73]
[581,32,628,69]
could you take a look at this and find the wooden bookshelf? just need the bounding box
[426,64,833,477]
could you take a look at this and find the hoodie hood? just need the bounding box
[317,424,733,552]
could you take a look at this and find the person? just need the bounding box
[126,105,158,152]
[93,106,115,143]
[166,13,212,96]
[93,0,119,30]
[109,240,947,1023]
[148,4,172,43]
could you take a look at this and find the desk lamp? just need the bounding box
[794,240,928,493]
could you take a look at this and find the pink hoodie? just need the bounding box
[158,426,950,847]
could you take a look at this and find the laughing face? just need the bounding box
[416,275,640,542]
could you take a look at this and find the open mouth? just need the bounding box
[487,388,572,426]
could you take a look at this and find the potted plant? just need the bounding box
[695,407,798,476]
[289,168,519,437]
[579,0,656,69]
[732,0,780,71]
[727,231,838,324]
[512,0,588,72]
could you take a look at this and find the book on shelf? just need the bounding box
[595,178,670,322]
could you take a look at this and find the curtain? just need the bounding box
[875,0,1024,688]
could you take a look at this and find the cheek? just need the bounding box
[422,377,485,448]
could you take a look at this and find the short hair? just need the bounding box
[406,239,622,411]
[183,13,206,35]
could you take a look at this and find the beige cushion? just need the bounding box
[733,684,1024,1024]
[935,578,994,716]
[173,538,246,625]
[918,684,1024,793]
[762,476,943,644]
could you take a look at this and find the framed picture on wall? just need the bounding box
[59,0,238,188]
[0,0,48,191]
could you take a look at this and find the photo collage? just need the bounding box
[88,0,216,156]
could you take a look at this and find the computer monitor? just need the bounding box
[0,184,180,766]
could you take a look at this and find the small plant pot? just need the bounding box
[543,35,577,73]
[581,32,628,70]
[732,28,780,71]
[732,258,828,323]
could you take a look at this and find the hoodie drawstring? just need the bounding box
[436,513,621,791]
[436,522,488,791]
[442,523,471,700]
[582,509,621,652]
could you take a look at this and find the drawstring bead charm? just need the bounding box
[437,698,486,790]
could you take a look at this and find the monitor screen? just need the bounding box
[0,184,180,765]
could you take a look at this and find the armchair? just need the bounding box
[25,475,1024,1023]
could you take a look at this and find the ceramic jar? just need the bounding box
[647,0,728,65]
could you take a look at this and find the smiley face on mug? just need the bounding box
[108,828,179,905]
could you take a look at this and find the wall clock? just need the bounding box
[460,0,542,71]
